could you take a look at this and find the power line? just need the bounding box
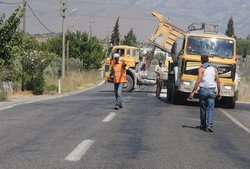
[26,1,54,33]
[26,10,60,17]
[0,1,22,5]
[75,13,153,21]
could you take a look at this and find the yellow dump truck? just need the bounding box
[151,11,246,108]
[104,45,156,92]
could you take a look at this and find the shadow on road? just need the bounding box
[132,90,156,94]
[99,90,114,93]
[182,125,202,131]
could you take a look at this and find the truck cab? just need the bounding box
[169,26,238,108]
[104,45,140,91]
[151,11,242,108]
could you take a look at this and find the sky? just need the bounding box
[1,0,250,42]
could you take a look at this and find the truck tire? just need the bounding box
[167,80,173,103]
[123,75,134,92]
[226,97,236,109]
[167,80,185,105]
[167,80,178,104]
[172,90,180,105]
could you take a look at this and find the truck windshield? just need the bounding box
[186,36,234,58]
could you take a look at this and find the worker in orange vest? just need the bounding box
[110,53,127,110]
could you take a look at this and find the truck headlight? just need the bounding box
[224,85,233,90]
[183,81,191,86]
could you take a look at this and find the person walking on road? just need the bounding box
[155,60,164,98]
[189,55,221,132]
[110,53,127,110]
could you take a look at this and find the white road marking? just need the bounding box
[65,140,95,162]
[218,108,250,134]
[0,81,105,111]
[103,112,116,122]
[0,101,43,111]
[236,101,250,104]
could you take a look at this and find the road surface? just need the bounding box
[0,83,249,169]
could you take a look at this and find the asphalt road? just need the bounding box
[0,83,249,169]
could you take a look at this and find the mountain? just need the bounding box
[1,0,249,42]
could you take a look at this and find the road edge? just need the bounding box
[218,108,250,134]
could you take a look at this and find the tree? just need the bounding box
[0,6,23,67]
[39,30,105,71]
[21,50,57,94]
[122,28,138,47]
[10,34,39,82]
[66,31,105,70]
[246,35,250,40]
[225,17,237,39]
[237,39,250,55]
[41,35,62,56]
[110,17,120,46]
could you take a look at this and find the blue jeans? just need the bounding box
[114,83,124,107]
[199,87,216,128]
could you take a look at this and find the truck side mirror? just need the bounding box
[242,47,247,58]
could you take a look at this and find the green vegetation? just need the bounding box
[121,28,138,47]
[225,17,250,55]
[2,7,248,102]
[66,31,106,70]
[0,90,8,101]
[110,17,120,46]
[238,54,250,101]
[237,39,250,55]
[0,6,23,68]
[109,17,139,47]
[0,7,106,99]
[225,17,236,39]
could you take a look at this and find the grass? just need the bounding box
[45,70,104,94]
[238,55,250,102]
[7,70,104,99]
[62,70,104,93]
[237,80,250,102]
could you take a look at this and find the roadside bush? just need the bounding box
[0,90,8,101]
[44,84,57,94]
[33,74,45,95]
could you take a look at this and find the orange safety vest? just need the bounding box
[111,59,127,83]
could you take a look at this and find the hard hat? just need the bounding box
[113,53,120,58]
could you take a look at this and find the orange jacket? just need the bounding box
[111,59,127,83]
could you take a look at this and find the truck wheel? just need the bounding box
[168,81,180,104]
[167,80,173,103]
[171,88,179,104]
[226,97,236,109]
[170,83,176,104]
[167,80,185,105]
[123,75,134,92]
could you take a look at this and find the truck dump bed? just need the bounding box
[150,11,184,53]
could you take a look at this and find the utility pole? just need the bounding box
[89,16,94,37]
[21,0,27,91]
[23,0,26,33]
[66,40,69,75]
[61,0,67,78]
